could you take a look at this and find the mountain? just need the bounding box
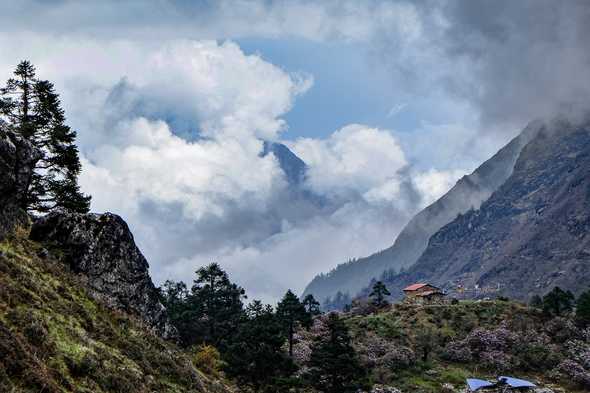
[0,128,233,392]
[303,122,540,303]
[262,141,307,187]
[378,118,590,301]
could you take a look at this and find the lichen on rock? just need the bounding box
[30,211,176,339]
[0,127,41,239]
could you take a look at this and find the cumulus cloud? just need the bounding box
[291,125,407,199]
[10,1,584,302]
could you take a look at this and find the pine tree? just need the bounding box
[0,61,90,213]
[159,280,199,348]
[305,313,369,393]
[224,301,296,392]
[276,290,309,357]
[190,263,246,349]
[542,286,575,317]
[303,294,321,316]
[529,294,543,309]
[576,290,590,327]
[369,280,391,308]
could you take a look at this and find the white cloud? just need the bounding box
[412,168,466,208]
[57,40,313,225]
[290,124,408,199]
[0,21,470,303]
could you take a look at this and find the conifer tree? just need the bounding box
[224,300,296,392]
[159,280,198,347]
[190,263,246,349]
[277,290,309,357]
[576,290,590,327]
[369,280,391,308]
[0,61,90,213]
[542,286,575,317]
[529,294,543,309]
[305,313,369,393]
[303,294,321,316]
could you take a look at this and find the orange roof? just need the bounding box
[403,283,428,291]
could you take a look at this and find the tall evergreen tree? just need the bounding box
[303,294,321,317]
[576,290,590,327]
[369,281,391,308]
[305,313,369,393]
[224,300,296,392]
[159,280,199,348]
[0,61,90,213]
[276,290,309,357]
[190,263,246,349]
[529,294,543,309]
[542,286,575,317]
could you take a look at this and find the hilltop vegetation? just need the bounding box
[291,299,590,392]
[0,228,234,393]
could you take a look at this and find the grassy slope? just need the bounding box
[344,301,583,393]
[0,228,234,393]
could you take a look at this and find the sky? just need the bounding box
[1,0,589,303]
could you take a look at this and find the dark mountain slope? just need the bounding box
[381,120,590,300]
[262,141,307,186]
[303,122,539,303]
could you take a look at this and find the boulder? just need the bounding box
[30,211,176,339]
[0,128,41,239]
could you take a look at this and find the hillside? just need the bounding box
[0,227,234,392]
[291,300,589,392]
[303,122,540,303]
[379,119,590,301]
[0,129,233,393]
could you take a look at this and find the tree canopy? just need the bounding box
[224,301,296,392]
[305,313,369,393]
[369,280,391,308]
[276,289,310,357]
[542,286,575,317]
[576,289,590,327]
[0,61,90,213]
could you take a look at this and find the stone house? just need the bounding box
[403,283,446,305]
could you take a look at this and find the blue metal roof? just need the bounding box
[466,378,495,391]
[498,376,536,388]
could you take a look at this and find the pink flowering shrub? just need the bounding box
[291,316,329,371]
[556,360,590,388]
[355,333,416,371]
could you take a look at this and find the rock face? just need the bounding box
[303,122,540,303]
[380,119,590,300]
[0,128,41,239]
[30,211,176,338]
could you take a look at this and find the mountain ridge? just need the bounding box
[374,118,590,301]
[303,121,541,303]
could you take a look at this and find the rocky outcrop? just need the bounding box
[0,127,41,239]
[30,211,176,338]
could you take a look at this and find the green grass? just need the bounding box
[342,300,581,392]
[0,230,235,393]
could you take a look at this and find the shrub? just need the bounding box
[556,360,590,388]
[193,344,222,376]
[355,332,416,371]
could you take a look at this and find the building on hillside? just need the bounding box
[403,283,446,305]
